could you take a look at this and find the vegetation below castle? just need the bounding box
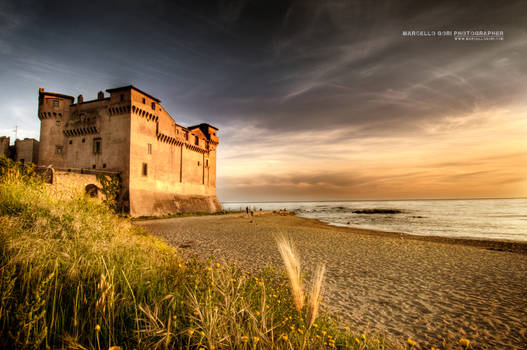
[0,157,395,349]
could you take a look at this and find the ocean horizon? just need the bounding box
[222,198,527,243]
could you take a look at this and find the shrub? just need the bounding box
[0,168,391,349]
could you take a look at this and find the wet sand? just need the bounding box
[137,213,527,349]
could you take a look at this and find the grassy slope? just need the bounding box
[0,163,397,349]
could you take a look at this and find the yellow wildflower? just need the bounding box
[216,263,220,268]
[207,267,212,271]
[343,326,350,332]
[241,336,248,343]
[361,333,366,340]
[355,337,360,344]
[282,335,288,341]
[253,336,260,343]
[210,346,216,350]
[321,330,327,336]
[313,323,318,328]
[188,329,195,336]
[255,311,260,316]
[95,324,101,332]
[459,338,470,347]
[178,263,182,268]
[408,338,417,347]
[298,328,304,334]
[200,331,205,336]
[108,347,121,350]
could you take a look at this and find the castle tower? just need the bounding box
[35,85,221,216]
[37,88,74,167]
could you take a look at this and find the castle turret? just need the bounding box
[37,88,74,167]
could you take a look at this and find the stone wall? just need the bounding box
[15,138,39,164]
[37,86,221,217]
[52,171,103,197]
[0,136,10,157]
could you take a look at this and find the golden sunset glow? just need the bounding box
[1,1,526,202]
[218,106,527,200]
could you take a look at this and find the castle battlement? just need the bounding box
[37,86,221,216]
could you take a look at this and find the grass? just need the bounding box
[0,157,466,349]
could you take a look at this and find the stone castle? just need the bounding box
[37,85,221,217]
[0,136,39,165]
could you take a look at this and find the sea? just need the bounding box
[222,198,527,242]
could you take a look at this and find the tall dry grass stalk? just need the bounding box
[307,264,325,329]
[275,234,304,312]
[0,160,393,349]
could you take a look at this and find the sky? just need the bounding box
[1,0,526,201]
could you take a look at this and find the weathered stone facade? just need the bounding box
[0,136,10,158]
[0,136,39,164]
[15,138,39,164]
[37,85,221,217]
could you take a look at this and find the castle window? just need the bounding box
[93,138,102,154]
[142,98,146,104]
[103,163,106,168]
[92,164,96,169]
[69,140,72,144]
[53,100,59,107]
[197,161,200,166]
[56,121,61,126]
[185,132,188,141]
[55,145,63,154]
[82,138,85,143]
[120,94,124,102]
[142,163,148,176]
[206,159,209,167]
[151,102,155,110]
[147,143,152,154]
[194,136,199,146]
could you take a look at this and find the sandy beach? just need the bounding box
[137,213,527,349]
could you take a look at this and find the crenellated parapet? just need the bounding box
[36,85,220,216]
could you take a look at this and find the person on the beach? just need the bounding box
[246,206,249,214]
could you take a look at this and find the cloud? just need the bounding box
[1,0,526,201]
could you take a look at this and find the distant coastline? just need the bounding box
[223,198,527,243]
[222,197,527,204]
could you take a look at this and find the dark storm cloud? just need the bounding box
[1,0,527,200]
[2,0,526,138]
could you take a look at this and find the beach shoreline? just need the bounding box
[136,211,527,254]
[137,212,527,349]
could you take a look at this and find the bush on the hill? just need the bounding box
[0,164,392,349]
